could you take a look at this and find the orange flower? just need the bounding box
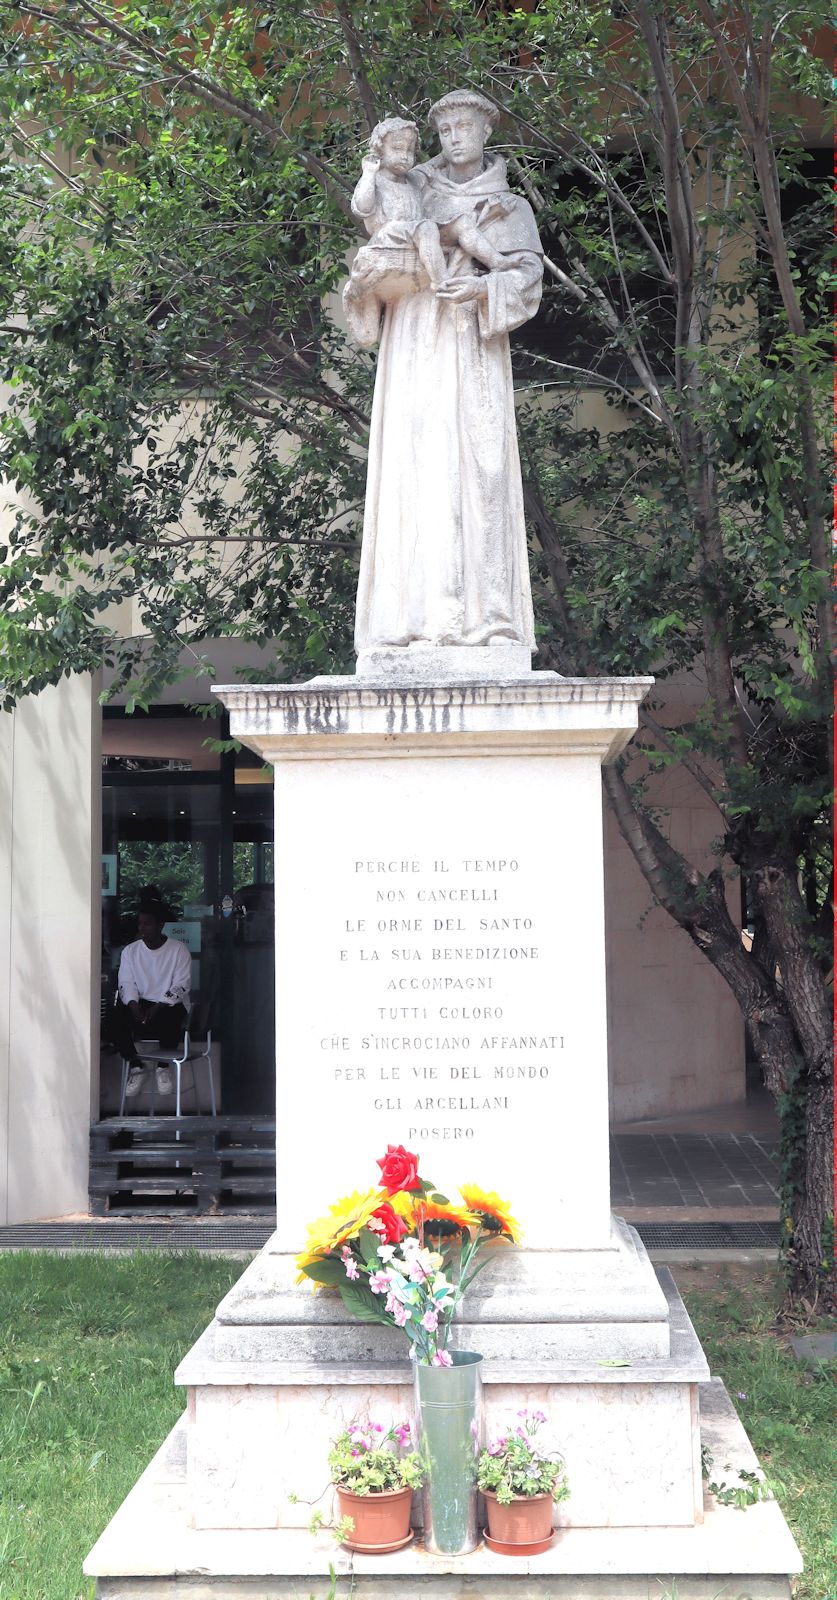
[459,1184,522,1243]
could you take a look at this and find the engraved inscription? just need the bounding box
[319,855,566,1145]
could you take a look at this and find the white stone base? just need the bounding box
[353,644,541,683]
[83,1380,802,1598]
[174,1258,707,1533]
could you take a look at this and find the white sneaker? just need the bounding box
[124,1067,143,1098]
[155,1066,173,1095]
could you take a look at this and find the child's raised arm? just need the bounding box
[351,155,381,233]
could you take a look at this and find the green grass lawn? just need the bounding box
[676,1263,835,1600]
[0,1253,832,1600]
[0,1252,240,1600]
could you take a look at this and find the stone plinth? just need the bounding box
[213,676,654,1253]
[176,1264,705,1533]
[354,645,537,682]
[83,1378,802,1597]
[211,1218,670,1364]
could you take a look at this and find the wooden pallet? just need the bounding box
[89,1116,276,1215]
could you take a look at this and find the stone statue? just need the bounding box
[343,89,544,666]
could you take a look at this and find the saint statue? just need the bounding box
[343,90,544,664]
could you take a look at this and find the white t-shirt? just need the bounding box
[118,937,192,1007]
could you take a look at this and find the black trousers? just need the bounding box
[110,1000,188,1062]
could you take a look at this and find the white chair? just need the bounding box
[118,1000,216,1116]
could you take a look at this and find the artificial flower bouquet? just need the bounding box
[477,1409,569,1506]
[296,1143,520,1366]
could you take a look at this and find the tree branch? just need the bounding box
[332,0,380,134]
[21,0,354,219]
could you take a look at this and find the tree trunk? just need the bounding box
[749,862,835,1309]
[784,1058,834,1310]
[603,771,833,1306]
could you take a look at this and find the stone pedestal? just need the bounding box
[84,670,802,1595]
[171,672,702,1536]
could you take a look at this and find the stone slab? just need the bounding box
[788,1333,836,1365]
[91,1582,795,1600]
[177,1264,706,1387]
[84,1379,802,1597]
[178,1273,707,1388]
[199,1220,672,1366]
[353,646,541,683]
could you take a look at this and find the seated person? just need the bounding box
[112,887,191,1098]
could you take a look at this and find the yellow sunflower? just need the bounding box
[388,1189,419,1227]
[459,1183,522,1243]
[296,1187,384,1273]
[416,1197,480,1235]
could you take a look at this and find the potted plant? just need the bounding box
[296,1144,521,1555]
[325,1419,424,1553]
[477,1409,569,1554]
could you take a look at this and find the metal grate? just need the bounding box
[637,1221,778,1249]
[0,1219,778,1252]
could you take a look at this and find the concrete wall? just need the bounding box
[604,748,745,1124]
[0,674,101,1222]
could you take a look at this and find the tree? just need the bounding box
[0,0,831,1303]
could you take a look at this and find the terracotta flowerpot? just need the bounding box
[482,1489,554,1553]
[334,1483,413,1553]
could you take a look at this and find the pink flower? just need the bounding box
[421,1308,439,1332]
[488,1436,507,1456]
[432,1349,453,1367]
[394,1421,412,1448]
[384,1289,411,1319]
[343,1257,359,1281]
[369,1271,391,1295]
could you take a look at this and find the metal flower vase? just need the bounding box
[413,1351,484,1555]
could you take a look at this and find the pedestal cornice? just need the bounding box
[212,676,654,764]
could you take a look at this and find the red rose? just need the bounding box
[376,1144,421,1196]
[370,1202,410,1245]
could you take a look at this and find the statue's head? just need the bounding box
[369,116,420,176]
[428,90,498,169]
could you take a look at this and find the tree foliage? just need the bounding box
[0,0,831,1299]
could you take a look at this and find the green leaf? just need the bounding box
[357,1228,382,1268]
[298,1259,346,1288]
[338,1283,392,1326]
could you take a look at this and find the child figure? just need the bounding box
[348,116,513,300]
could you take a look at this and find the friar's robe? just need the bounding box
[349,153,543,652]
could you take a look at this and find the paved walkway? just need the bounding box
[1,1097,780,1247]
[610,1131,779,1217]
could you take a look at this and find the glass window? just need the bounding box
[100,709,275,1114]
